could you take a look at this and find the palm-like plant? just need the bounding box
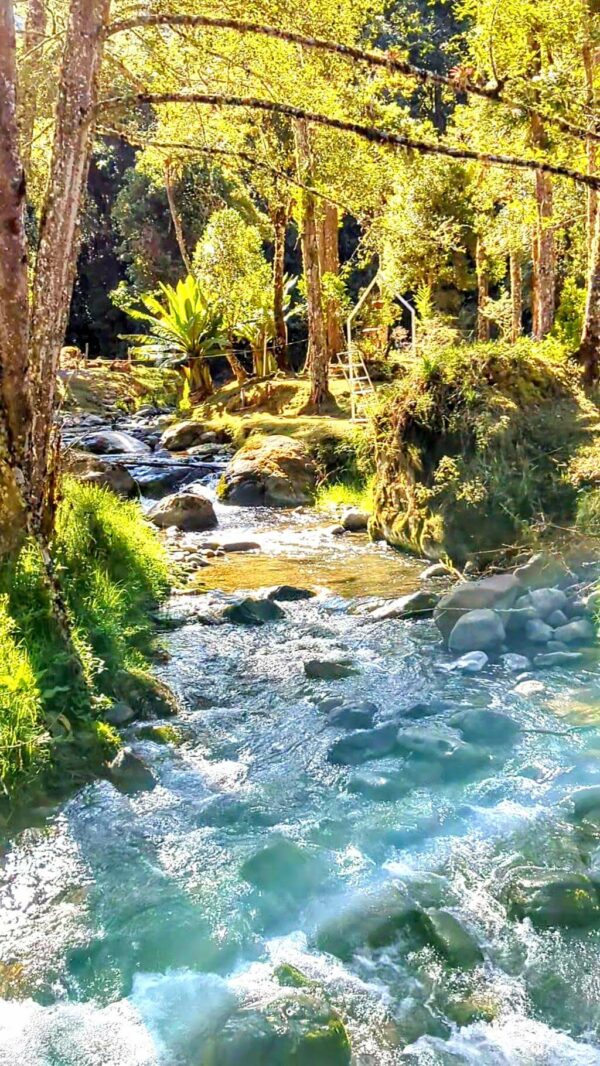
[235,275,299,376]
[120,275,226,398]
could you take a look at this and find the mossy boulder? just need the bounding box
[315,882,414,959]
[112,668,179,719]
[200,995,351,1066]
[414,909,483,969]
[371,340,600,564]
[218,435,318,507]
[505,867,600,928]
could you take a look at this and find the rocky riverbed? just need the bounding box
[3,414,600,1064]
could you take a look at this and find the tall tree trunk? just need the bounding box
[225,339,248,384]
[0,0,32,557]
[29,0,112,534]
[476,235,490,341]
[578,204,600,383]
[530,114,556,339]
[271,203,289,371]
[510,252,523,342]
[19,0,47,178]
[164,158,192,274]
[317,201,344,360]
[583,40,599,265]
[294,120,329,409]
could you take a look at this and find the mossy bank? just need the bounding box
[0,479,171,809]
[371,339,600,565]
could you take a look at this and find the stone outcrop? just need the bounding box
[218,435,317,507]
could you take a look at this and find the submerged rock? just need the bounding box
[415,909,483,968]
[569,787,600,821]
[241,839,324,896]
[506,868,600,928]
[222,598,285,626]
[447,608,505,653]
[148,491,217,532]
[304,659,357,681]
[107,748,156,793]
[265,585,315,602]
[370,590,439,622]
[326,703,376,729]
[315,882,414,959]
[218,435,318,507]
[327,723,397,765]
[448,708,519,745]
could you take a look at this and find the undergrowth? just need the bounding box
[0,479,170,805]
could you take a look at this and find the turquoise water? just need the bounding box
[2,499,600,1064]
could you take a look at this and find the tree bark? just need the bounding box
[225,340,248,385]
[29,0,112,533]
[271,203,289,371]
[188,359,213,400]
[578,203,600,383]
[19,0,47,177]
[583,40,599,265]
[317,201,344,360]
[476,235,490,342]
[510,252,523,343]
[294,120,329,409]
[530,114,556,339]
[0,0,32,557]
[164,158,192,274]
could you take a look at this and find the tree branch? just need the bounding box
[105,13,600,146]
[96,92,600,190]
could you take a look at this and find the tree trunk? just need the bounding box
[164,158,192,274]
[0,0,32,557]
[188,359,213,400]
[510,252,523,342]
[294,120,329,409]
[317,201,344,360]
[271,203,289,371]
[583,40,599,265]
[476,235,490,341]
[530,114,556,339]
[578,204,600,383]
[225,340,248,384]
[29,0,112,535]
[19,0,47,177]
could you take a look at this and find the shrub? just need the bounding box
[0,600,48,794]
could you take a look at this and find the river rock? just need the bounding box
[107,748,156,793]
[265,585,315,602]
[104,701,136,727]
[160,419,208,451]
[222,598,285,625]
[327,723,398,765]
[148,491,217,531]
[506,868,600,928]
[78,429,151,455]
[445,651,489,673]
[348,769,407,801]
[304,658,357,681]
[448,609,505,653]
[113,669,179,718]
[201,997,351,1066]
[533,651,583,668]
[524,618,553,644]
[420,563,453,580]
[415,909,483,968]
[500,653,531,672]
[448,708,519,745]
[341,509,370,532]
[569,787,600,821]
[219,540,261,553]
[370,590,439,622]
[547,609,569,628]
[514,552,570,590]
[553,618,596,645]
[241,839,324,896]
[327,703,376,729]
[395,727,490,779]
[219,435,318,507]
[128,465,192,498]
[522,587,568,618]
[315,882,414,959]
[434,574,520,643]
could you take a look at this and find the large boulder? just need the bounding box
[221,598,285,625]
[148,491,217,531]
[77,429,151,455]
[107,748,156,793]
[327,723,398,765]
[505,868,600,928]
[514,552,572,591]
[447,608,505,653]
[315,882,414,959]
[160,419,210,451]
[218,435,318,507]
[66,452,138,498]
[415,909,483,969]
[434,574,520,643]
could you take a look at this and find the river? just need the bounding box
[2,486,600,1064]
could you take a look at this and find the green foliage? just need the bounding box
[0,480,170,801]
[315,477,374,513]
[552,278,587,351]
[576,490,600,538]
[120,275,225,367]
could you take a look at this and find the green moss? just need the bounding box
[298,1016,351,1065]
[371,338,600,564]
[137,723,182,745]
[314,477,374,514]
[447,995,500,1027]
[63,364,181,415]
[274,964,315,989]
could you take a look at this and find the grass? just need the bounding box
[314,476,375,514]
[62,362,182,415]
[0,479,170,805]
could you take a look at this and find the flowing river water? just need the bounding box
[3,483,600,1064]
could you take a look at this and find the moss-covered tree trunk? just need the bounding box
[225,339,248,384]
[294,120,329,409]
[578,205,600,383]
[19,0,47,177]
[0,0,32,558]
[317,202,344,360]
[29,0,112,536]
[530,113,556,340]
[271,202,290,371]
[476,236,490,342]
[583,37,599,265]
[510,252,523,342]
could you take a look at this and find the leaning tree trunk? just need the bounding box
[294,120,329,409]
[164,157,192,274]
[0,0,32,557]
[29,0,112,535]
[583,39,599,265]
[476,235,490,342]
[578,204,600,384]
[510,251,523,342]
[271,202,290,371]
[530,115,556,339]
[225,339,248,385]
[19,0,47,177]
[317,201,344,360]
